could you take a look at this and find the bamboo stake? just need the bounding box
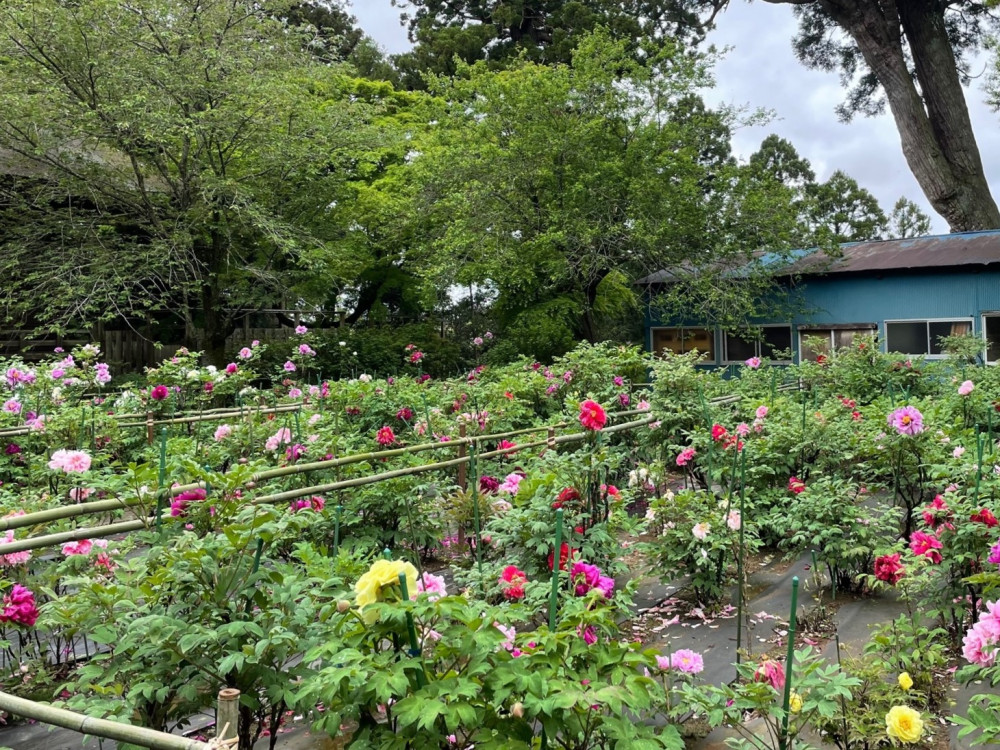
[0,689,211,750]
[216,689,239,745]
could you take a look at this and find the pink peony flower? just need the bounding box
[0,530,31,567]
[170,488,208,518]
[958,380,975,396]
[225,363,239,375]
[745,357,761,369]
[788,476,806,494]
[48,449,92,474]
[283,360,297,372]
[295,325,308,335]
[667,649,705,674]
[214,424,232,442]
[376,426,395,446]
[754,658,785,691]
[692,522,710,541]
[2,399,21,414]
[498,472,524,495]
[888,406,924,436]
[62,539,94,556]
[989,539,1000,565]
[265,427,292,451]
[676,448,696,466]
[415,572,448,601]
[238,348,252,360]
[726,510,741,531]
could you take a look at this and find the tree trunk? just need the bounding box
[197,227,231,367]
[786,0,1000,231]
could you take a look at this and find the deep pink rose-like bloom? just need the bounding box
[788,476,806,494]
[579,400,607,431]
[874,553,905,585]
[754,658,786,691]
[170,488,208,517]
[376,426,395,446]
[479,475,500,493]
[987,539,1000,566]
[0,584,39,627]
[676,448,696,466]
[910,530,943,564]
[888,406,924,436]
[150,384,170,401]
[499,565,527,600]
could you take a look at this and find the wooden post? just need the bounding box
[457,424,468,490]
[217,688,240,744]
[547,426,556,451]
[146,411,154,446]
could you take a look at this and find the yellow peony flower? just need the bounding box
[898,672,913,691]
[886,705,923,744]
[789,692,803,714]
[354,559,419,613]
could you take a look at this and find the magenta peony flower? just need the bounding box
[910,531,943,564]
[150,384,169,401]
[376,426,395,446]
[579,400,607,430]
[874,553,905,585]
[0,584,39,627]
[499,565,527,600]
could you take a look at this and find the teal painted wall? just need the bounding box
[644,267,1000,364]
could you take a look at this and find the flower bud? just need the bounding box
[511,702,524,719]
[337,599,351,613]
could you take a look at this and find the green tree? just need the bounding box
[390,0,722,88]
[806,170,887,243]
[768,1,999,232]
[0,0,374,363]
[888,197,933,238]
[417,32,802,350]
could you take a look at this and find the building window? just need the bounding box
[885,319,972,356]
[722,326,792,364]
[984,315,1000,363]
[799,325,877,361]
[651,327,716,361]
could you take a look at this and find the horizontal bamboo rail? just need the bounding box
[0,422,573,532]
[0,690,211,750]
[0,416,656,554]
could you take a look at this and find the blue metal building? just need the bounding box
[638,230,1000,365]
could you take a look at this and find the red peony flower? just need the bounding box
[787,476,806,494]
[499,565,527,600]
[548,542,577,571]
[376,426,395,446]
[552,487,580,509]
[971,508,998,528]
[711,424,727,441]
[579,400,607,431]
[874,553,905,585]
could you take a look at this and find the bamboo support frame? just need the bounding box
[0,416,656,554]
[0,690,211,750]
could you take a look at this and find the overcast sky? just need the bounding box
[350,0,1000,236]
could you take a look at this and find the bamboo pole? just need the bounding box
[216,688,239,744]
[0,690,211,750]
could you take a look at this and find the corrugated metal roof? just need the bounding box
[636,230,1000,285]
[787,230,1000,274]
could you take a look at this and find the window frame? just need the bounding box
[721,324,794,365]
[883,317,974,358]
[649,326,717,362]
[797,324,877,363]
[981,313,1000,364]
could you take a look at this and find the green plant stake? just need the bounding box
[549,508,564,630]
[155,427,167,533]
[396,573,427,688]
[736,450,746,666]
[779,576,800,750]
[470,444,484,585]
[834,632,849,746]
[293,409,301,443]
[334,505,343,555]
[770,368,776,406]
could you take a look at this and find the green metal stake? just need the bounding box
[396,573,427,688]
[470,443,484,585]
[779,576,800,750]
[736,450,746,666]
[975,428,984,502]
[334,505,343,555]
[549,509,564,630]
[155,427,167,533]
